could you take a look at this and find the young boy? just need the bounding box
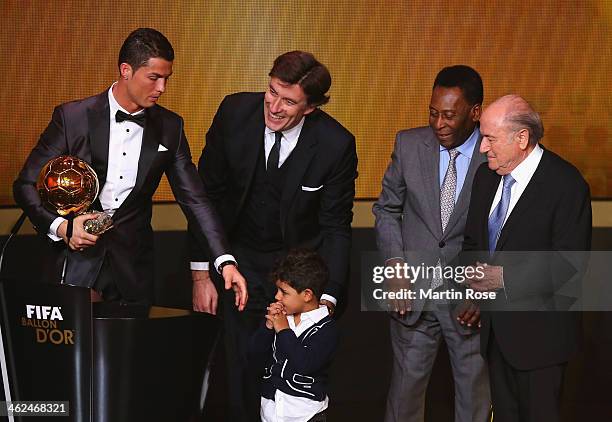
[250,249,338,422]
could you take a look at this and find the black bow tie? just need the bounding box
[115,110,146,127]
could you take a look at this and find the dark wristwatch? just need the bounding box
[218,260,237,273]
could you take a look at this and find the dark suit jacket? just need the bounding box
[462,147,592,370]
[191,92,357,300]
[14,90,229,302]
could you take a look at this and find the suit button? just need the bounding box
[439,241,445,248]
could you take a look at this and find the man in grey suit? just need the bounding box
[373,65,490,421]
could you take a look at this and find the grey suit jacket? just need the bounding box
[373,126,486,331]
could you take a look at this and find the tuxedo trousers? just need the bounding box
[92,257,122,302]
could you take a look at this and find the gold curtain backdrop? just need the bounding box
[1,0,610,204]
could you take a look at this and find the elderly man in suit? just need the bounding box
[462,95,591,422]
[373,65,491,422]
[190,51,357,421]
[13,28,247,308]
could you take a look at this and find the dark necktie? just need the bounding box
[488,174,516,254]
[115,110,146,127]
[267,131,283,172]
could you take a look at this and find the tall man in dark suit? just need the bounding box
[462,95,592,421]
[373,66,490,422]
[13,28,247,308]
[190,51,357,421]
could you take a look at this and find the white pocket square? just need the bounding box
[158,144,168,152]
[301,185,323,192]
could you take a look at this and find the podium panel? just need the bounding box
[0,281,92,422]
[92,304,219,422]
[0,281,220,422]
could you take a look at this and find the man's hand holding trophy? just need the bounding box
[37,156,113,250]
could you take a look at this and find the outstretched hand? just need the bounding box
[222,264,248,311]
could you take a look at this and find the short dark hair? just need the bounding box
[433,65,483,106]
[269,51,331,107]
[271,249,329,299]
[118,28,174,73]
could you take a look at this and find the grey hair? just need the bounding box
[501,95,544,145]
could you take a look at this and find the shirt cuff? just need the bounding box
[213,254,237,274]
[48,216,66,242]
[320,294,337,306]
[190,262,209,271]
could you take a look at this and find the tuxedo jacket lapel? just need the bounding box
[135,107,162,194]
[87,93,110,188]
[280,115,318,232]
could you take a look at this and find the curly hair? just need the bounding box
[270,249,329,298]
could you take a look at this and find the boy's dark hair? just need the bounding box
[118,28,174,73]
[269,51,331,107]
[433,65,483,106]
[271,249,329,299]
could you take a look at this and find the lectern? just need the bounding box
[0,279,220,422]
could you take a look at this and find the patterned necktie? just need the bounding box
[432,149,459,290]
[488,174,516,254]
[267,131,282,172]
[440,149,460,232]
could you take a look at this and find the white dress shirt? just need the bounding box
[98,83,145,214]
[488,144,544,226]
[261,305,330,422]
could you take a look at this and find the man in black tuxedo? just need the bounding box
[13,28,247,308]
[461,95,591,421]
[190,51,357,421]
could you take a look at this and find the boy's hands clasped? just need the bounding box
[265,301,289,332]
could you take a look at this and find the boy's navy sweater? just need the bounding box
[249,314,338,402]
